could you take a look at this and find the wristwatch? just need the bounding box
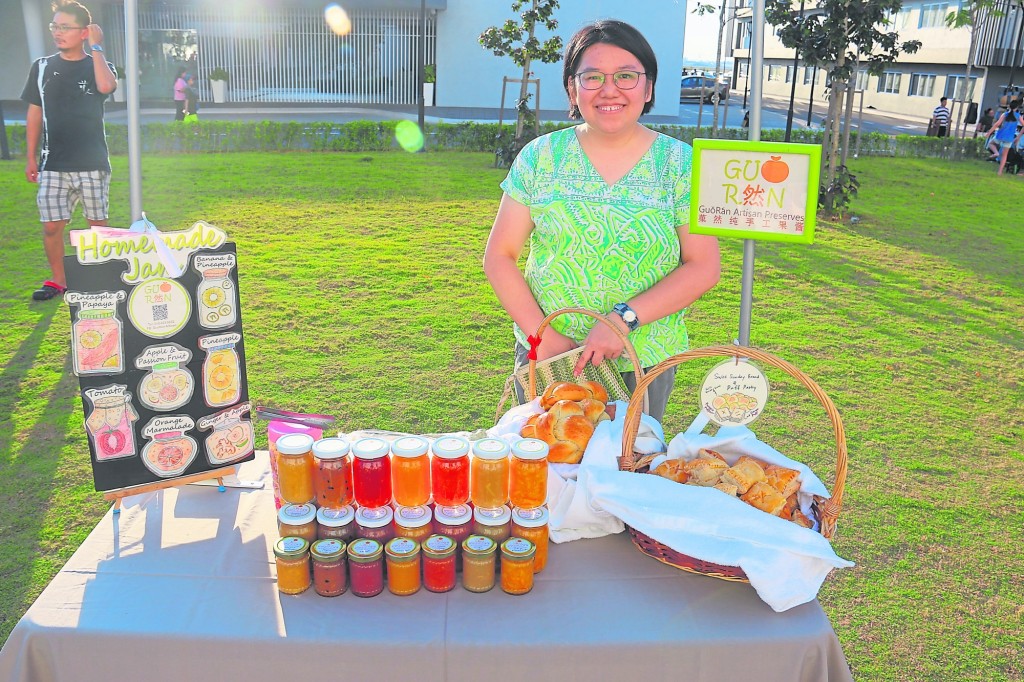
[91,44,103,52]
[611,303,640,332]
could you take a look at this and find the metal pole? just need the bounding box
[125,0,142,220]
[740,0,765,347]
[417,0,425,135]
[1006,2,1024,93]
[807,65,816,126]
[0,103,10,160]
[784,0,805,142]
[743,55,750,109]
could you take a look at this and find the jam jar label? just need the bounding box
[425,535,455,552]
[279,537,306,553]
[503,538,533,556]
[437,504,471,522]
[358,506,391,522]
[434,437,468,456]
[476,506,510,521]
[388,538,417,555]
[320,507,353,521]
[515,507,547,522]
[350,539,380,557]
[284,504,314,519]
[312,539,343,556]
[514,439,548,458]
[393,436,427,453]
[465,536,495,553]
[354,438,387,456]
[476,438,506,453]
[398,506,429,522]
[127,278,192,339]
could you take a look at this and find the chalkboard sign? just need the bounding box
[64,221,255,492]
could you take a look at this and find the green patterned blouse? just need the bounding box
[500,126,694,370]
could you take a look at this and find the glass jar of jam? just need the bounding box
[471,438,510,508]
[310,538,347,597]
[511,506,550,573]
[355,505,395,544]
[421,534,457,593]
[317,505,356,542]
[472,505,512,546]
[274,537,311,595]
[461,535,497,593]
[434,503,473,570]
[385,537,422,596]
[510,438,549,509]
[347,538,384,598]
[277,503,318,543]
[352,438,392,508]
[312,437,353,508]
[430,436,470,506]
[394,504,434,544]
[268,421,322,510]
[500,537,536,595]
[275,433,316,505]
[391,436,431,507]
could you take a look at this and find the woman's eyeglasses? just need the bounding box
[575,70,646,90]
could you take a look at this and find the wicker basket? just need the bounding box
[618,345,848,583]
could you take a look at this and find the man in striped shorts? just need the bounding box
[21,1,117,301]
[931,96,951,138]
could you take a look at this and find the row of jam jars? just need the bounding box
[394,504,433,544]
[431,436,470,506]
[391,436,431,507]
[275,433,316,505]
[313,437,353,508]
[352,437,391,508]
[471,438,510,508]
[511,506,550,572]
[510,438,549,509]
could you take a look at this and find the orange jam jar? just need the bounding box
[461,535,497,593]
[471,438,510,508]
[310,538,347,597]
[509,438,549,509]
[275,433,316,505]
[391,436,431,507]
[348,539,384,598]
[317,505,356,543]
[472,505,511,546]
[431,436,470,506]
[312,437,353,508]
[421,534,457,593]
[274,537,312,595]
[394,504,434,544]
[385,537,422,596]
[277,503,318,543]
[511,506,550,573]
[500,537,536,595]
[355,505,395,544]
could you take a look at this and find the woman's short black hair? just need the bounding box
[562,20,657,119]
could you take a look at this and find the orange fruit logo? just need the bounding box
[760,156,789,183]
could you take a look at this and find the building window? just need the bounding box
[909,73,937,97]
[919,3,949,28]
[739,61,749,78]
[768,64,786,81]
[945,75,978,99]
[877,71,902,94]
[803,67,817,85]
[856,69,870,91]
[736,22,751,50]
[885,7,914,29]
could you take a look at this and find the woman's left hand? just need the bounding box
[574,316,629,375]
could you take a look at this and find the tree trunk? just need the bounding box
[515,0,539,143]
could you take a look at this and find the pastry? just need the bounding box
[779,493,799,520]
[682,457,728,486]
[791,508,814,528]
[713,481,739,496]
[740,481,787,516]
[764,464,801,499]
[696,448,727,463]
[720,455,767,494]
[653,459,689,483]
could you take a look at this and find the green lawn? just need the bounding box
[0,150,1021,681]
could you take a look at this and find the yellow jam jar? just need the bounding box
[384,537,422,596]
[461,535,497,593]
[274,536,311,595]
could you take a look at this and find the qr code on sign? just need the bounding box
[152,304,168,321]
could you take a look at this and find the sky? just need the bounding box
[683,4,727,63]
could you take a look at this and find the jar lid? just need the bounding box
[352,437,389,460]
[355,505,394,528]
[394,504,433,528]
[275,433,315,455]
[347,538,383,563]
[421,534,456,558]
[391,436,429,458]
[78,309,115,319]
[312,437,350,460]
[278,503,317,526]
[385,537,421,560]
[472,437,510,460]
[274,536,310,559]
[512,505,550,528]
[310,538,346,561]
[431,436,470,459]
[434,504,472,526]
[462,534,497,556]
[512,438,549,460]
[501,536,536,559]
[316,505,355,527]
[473,505,511,526]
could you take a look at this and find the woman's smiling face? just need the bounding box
[568,43,652,136]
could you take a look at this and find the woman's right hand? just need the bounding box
[534,329,577,361]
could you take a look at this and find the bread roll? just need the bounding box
[545,414,595,464]
[653,459,688,483]
[720,456,766,494]
[540,382,590,409]
[581,380,609,404]
[547,399,584,421]
[740,481,787,516]
[520,413,541,439]
[578,398,610,426]
[683,458,728,486]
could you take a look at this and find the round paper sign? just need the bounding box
[699,359,770,426]
[128,278,191,338]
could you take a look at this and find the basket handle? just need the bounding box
[526,307,649,413]
[619,345,848,540]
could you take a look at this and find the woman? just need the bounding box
[991,100,1021,175]
[172,68,187,121]
[483,20,721,422]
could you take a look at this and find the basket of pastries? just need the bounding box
[618,345,848,582]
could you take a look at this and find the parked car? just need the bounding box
[680,75,730,103]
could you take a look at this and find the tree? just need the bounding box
[479,0,563,162]
[945,0,1005,139]
[764,0,921,213]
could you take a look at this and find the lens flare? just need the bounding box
[324,4,352,36]
[395,120,425,153]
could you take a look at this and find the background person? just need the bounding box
[21,0,117,301]
[930,96,951,137]
[483,19,721,422]
[991,100,1021,175]
[182,73,199,120]
[173,68,187,121]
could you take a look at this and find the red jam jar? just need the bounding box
[434,503,473,569]
[471,438,510,508]
[472,504,512,546]
[312,437,354,508]
[394,504,434,544]
[431,436,470,506]
[352,437,392,508]
[421,534,457,593]
[310,538,347,597]
[391,436,431,507]
[277,503,318,543]
[347,538,384,597]
[355,505,395,544]
[511,505,550,573]
[317,505,356,543]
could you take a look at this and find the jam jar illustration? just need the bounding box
[203,343,240,407]
[85,394,138,460]
[205,419,254,466]
[142,431,198,478]
[197,268,236,330]
[73,309,123,375]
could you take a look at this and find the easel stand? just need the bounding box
[104,466,235,514]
